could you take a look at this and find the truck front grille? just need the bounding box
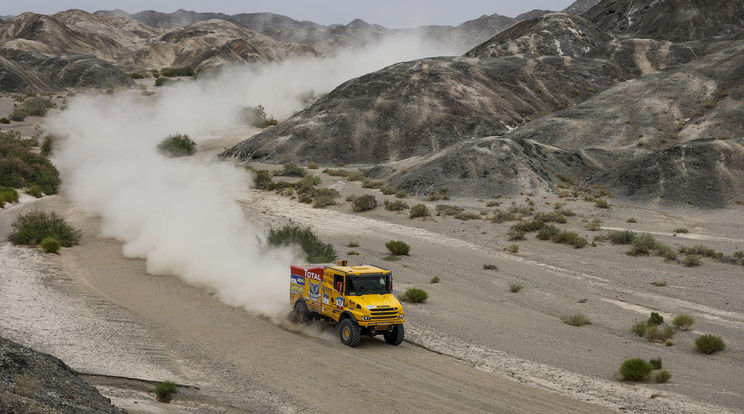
[370,307,398,318]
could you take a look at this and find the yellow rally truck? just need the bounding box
[290,262,405,347]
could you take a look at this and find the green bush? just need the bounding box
[8,211,81,247]
[40,237,61,254]
[0,117,9,124]
[507,228,526,241]
[402,288,428,303]
[383,255,401,261]
[9,107,27,121]
[674,228,689,234]
[436,204,464,216]
[430,276,440,284]
[649,357,662,370]
[594,199,610,208]
[627,233,659,256]
[454,211,481,221]
[585,219,602,231]
[672,314,695,330]
[553,231,587,248]
[352,194,377,212]
[654,370,672,383]
[21,97,55,117]
[511,220,545,233]
[0,187,19,207]
[409,203,430,218]
[645,325,675,343]
[251,169,273,189]
[619,358,654,381]
[128,72,145,79]
[626,217,637,223]
[609,230,635,244]
[241,105,277,128]
[507,244,519,253]
[648,312,664,326]
[40,134,56,156]
[384,200,409,211]
[154,381,178,403]
[536,224,560,240]
[347,250,359,255]
[509,282,523,293]
[157,134,196,157]
[275,161,306,177]
[25,184,43,198]
[160,67,194,77]
[483,264,498,270]
[0,131,60,194]
[632,321,649,337]
[427,188,449,201]
[683,254,701,266]
[562,313,591,326]
[386,240,410,256]
[380,185,396,195]
[679,244,722,259]
[695,334,725,354]
[313,195,336,208]
[154,77,172,87]
[266,224,336,263]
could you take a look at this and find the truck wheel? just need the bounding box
[339,318,361,347]
[292,301,310,324]
[384,324,405,345]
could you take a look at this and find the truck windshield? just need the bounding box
[347,273,391,296]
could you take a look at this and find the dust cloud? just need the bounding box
[46,32,455,318]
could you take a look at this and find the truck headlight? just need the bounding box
[361,316,371,321]
[398,314,405,318]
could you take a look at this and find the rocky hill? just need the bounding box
[222,0,744,207]
[0,336,124,414]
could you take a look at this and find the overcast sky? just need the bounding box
[3,1,578,27]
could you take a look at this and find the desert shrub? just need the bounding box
[430,276,440,284]
[648,357,662,370]
[632,321,649,337]
[594,199,610,208]
[534,211,567,223]
[346,172,364,181]
[562,313,591,326]
[679,244,722,259]
[40,236,61,253]
[154,77,173,87]
[402,288,428,303]
[275,161,305,177]
[674,228,689,233]
[313,195,336,208]
[683,254,701,266]
[25,184,42,198]
[347,250,359,255]
[241,105,277,128]
[160,66,194,77]
[509,282,523,293]
[645,325,675,343]
[0,132,60,194]
[695,334,725,354]
[511,220,545,233]
[427,188,450,201]
[251,169,273,189]
[306,162,319,169]
[454,211,481,221]
[507,244,519,253]
[553,231,587,248]
[665,340,674,346]
[483,264,498,270]
[154,381,178,403]
[361,179,384,189]
[627,233,660,256]
[9,211,81,247]
[536,224,561,240]
[386,240,410,256]
[128,72,145,79]
[585,219,602,231]
[0,117,9,124]
[609,230,635,245]
[0,187,19,206]
[384,200,409,211]
[619,358,654,381]
[396,190,408,198]
[651,277,667,287]
[654,370,672,383]
[507,228,526,241]
[266,224,336,263]
[648,312,664,326]
[23,97,55,117]
[157,134,196,157]
[409,203,431,218]
[380,185,396,195]
[436,204,464,216]
[658,245,678,261]
[626,217,637,223]
[353,194,377,212]
[672,314,695,330]
[383,255,401,261]
[347,240,359,247]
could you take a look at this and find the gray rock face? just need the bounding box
[221,55,622,165]
[0,336,125,414]
[465,13,611,58]
[586,0,744,41]
[563,0,602,15]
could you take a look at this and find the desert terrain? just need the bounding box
[2,1,744,412]
[1,83,742,413]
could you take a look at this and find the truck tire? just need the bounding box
[293,301,310,324]
[384,324,405,345]
[339,318,361,347]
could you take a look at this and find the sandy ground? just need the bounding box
[1,92,743,413]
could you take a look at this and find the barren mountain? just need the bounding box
[564,0,602,15]
[586,0,744,41]
[221,55,622,165]
[222,0,744,206]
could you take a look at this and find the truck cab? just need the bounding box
[290,262,405,347]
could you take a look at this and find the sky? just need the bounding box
[3,0,577,28]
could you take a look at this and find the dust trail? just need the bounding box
[45,32,457,318]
